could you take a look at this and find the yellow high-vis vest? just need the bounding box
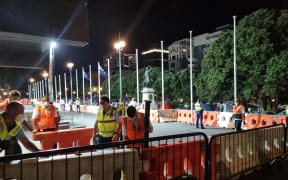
[0,115,22,151]
[97,107,118,137]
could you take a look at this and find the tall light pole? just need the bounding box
[54,76,58,103]
[233,16,237,105]
[42,71,48,96]
[136,49,139,107]
[67,62,74,101]
[161,41,165,110]
[89,65,92,105]
[114,40,125,99]
[29,78,35,100]
[64,73,67,104]
[189,31,194,126]
[107,59,111,100]
[49,41,56,103]
[59,75,62,103]
[76,69,79,99]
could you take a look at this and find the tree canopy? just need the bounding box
[102,9,288,111]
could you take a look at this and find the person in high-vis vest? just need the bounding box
[232,98,245,132]
[32,96,59,133]
[195,99,205,129]
[117,98,126,141]
[0,90,32,131]
[75,98,81,113]
[122,106,153,143]
[117,98,126,117]
[0,90,21,112]
[93,96,122,144]
[0,102,39,155]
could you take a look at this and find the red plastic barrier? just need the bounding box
[258,114,274,128]
[32,128,93,150]
[176,110,188,123]
[72,105,77,112]
[210,141,220,180]
[81,105,88,112]
[187,110,197,124]
[150,110,159,123]
[246,114,260,129]
[141,139,206,180]
[203,111,219,127]
[276,115,287,125]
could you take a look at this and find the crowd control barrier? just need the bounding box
[203,111,219,127]
[32,128,93,150]
[217,112,234,128]
[0,132,208,180]
[1,124,288,180]
[158,109,177,122]
[141,133,208,180]
[209,124,285,180]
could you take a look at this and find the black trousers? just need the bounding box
[235,120,242,132]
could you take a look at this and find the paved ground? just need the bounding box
[21,105,234,152]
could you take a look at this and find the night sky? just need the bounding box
[55,0,287,73]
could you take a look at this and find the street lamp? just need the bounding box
[42,71,48,96]
[49,41,57,103]
[114,40,125,99]
[29,78,35,83]
[29,78,35,100]
[66,62,74,101]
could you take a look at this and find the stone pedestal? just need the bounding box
[141,87,158,110]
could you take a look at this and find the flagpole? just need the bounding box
[108,58,111,101]
[98,62,101,104]
[161,41,165,110]
[233,16,237,104]
[64,73,67,104]
[41,80,44,98]
[76,69,79,99]
[54,76,58,103]
[59,75,62,103]
[36,82,39,99]
[189,30,194,126]
[34,83,37,100]
[40,81,42,99]
[89,65,92,105]
[136,49,139,107]
[82,67,86,105]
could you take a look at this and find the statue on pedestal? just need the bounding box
[144,66,152,88]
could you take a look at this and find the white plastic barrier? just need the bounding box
[217,112,234,128]
[87,105,99,114]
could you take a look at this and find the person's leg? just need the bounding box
[97,136,112,144]
[235,120,241,132]
[200,111,204,129]
[196,111,200,128]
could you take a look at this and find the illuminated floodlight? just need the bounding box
[50,42,57,48]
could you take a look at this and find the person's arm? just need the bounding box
[53,107,60,130]
[112,111,122,142]
[31,107,39,133]
[93,120,98,144]
[122,117,129,141]
[22,120,33,131]
[19,130,39,152]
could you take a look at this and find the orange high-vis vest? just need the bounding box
[122,112,145,141]
[35,105,57,130]
[0,99,9,111]
[233,104,245,120]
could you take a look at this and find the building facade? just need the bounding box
[102,52,136,75]
[168,25,231,71]
[141,49,169,69]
